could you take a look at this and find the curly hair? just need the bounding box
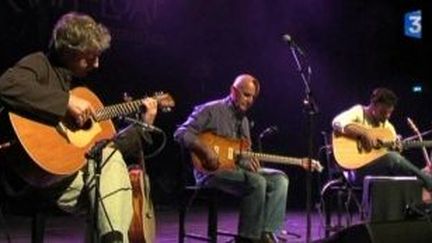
[51,12,111,53]
[370,87,398,107]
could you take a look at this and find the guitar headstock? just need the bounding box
[153,92,175,113]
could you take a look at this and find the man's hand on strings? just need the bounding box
[360,130,379,151]
[245,158,261,172]
[201,146,219,171]
[67,94,95,127]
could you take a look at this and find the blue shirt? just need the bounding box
[174,96,252,182]
[175,96,251,143]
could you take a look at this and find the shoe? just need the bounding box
[100,230,123,243]
[261,232,279,243]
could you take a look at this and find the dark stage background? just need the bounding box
[0,0,431,208]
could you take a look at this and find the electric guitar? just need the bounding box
[191,132,323,173]
[5,86,175,187]
[332,126,432,170]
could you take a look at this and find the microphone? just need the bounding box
[257,125,278,152]
[259,125,279,139]
[405,117,420,141]
[407,117,420,134]
[282,34,305,56]
[120,116,163,133]
[405,117,432,141]
[321,131,332,151]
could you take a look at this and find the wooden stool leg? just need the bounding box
[0,206,12,242]
[323,192,332,237]
[178,196,186,243]
[207,190,217,243]
[31,212,45,243]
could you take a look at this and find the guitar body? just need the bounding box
[332,127,396,170]
[191,132,250,173]
[128,165,155,243]
[8,87,116,187]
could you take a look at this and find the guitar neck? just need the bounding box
[239,151,302,167]
[95,100,142,121]
[381,140,432,149]
[402,140,432,149]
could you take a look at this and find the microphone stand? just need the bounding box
[257,127,301,240]
[85,122,147,243]
[321,131,333,180]
[289,40,319,243]
[85,138,111,243]
[257,133,264,153]
[257,126,277,155]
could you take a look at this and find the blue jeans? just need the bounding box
[350,152,432,189]
[200,167,289,239]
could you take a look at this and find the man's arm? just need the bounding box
[0,54,70,123]
[340,123,370,138]
[332,105,376,150]
[174,105,219,171]
[332,105,363,135]
[141,97,158,125]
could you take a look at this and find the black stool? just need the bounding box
[178,185,237,243]
[320,174,363,237]
[0,166,51,243]
[0,190,48,243]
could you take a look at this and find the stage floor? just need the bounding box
[0,205,359,242]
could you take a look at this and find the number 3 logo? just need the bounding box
[404,10,422,39]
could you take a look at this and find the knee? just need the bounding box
[278,174,289,190]
[101,149,131,187]
[247,174,267,192]
[381,152,404,166]
[102,149,128,172]
[273,174,289,192]
[385,151,401,160]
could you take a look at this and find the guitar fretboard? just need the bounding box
[381,140,432,149]
[403,140,432,149]
[95,100,143,121]
[239,151,302,166]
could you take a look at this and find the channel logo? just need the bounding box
[404,10,422,39]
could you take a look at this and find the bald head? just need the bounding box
[230,74,260,113]
[232,74,260,96]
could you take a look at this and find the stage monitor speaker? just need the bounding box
[362,176,422,222]
[316,219,432,243]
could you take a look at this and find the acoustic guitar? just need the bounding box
[5,86,174,187]
[332,126,432,170]
[191,132,323,173]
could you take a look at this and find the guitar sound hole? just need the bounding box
[81,119,93,130]
[63,117,93,131]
